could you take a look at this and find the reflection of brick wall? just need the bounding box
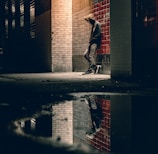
[73,100,91,144]
[52,101,73,144]
[86,98,111,152]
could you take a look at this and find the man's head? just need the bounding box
[84,14,95,25]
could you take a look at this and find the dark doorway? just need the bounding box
[0,0,51,73]
[133,0,158,77]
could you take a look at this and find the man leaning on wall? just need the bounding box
[82,14,102,75]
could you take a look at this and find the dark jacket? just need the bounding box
[89,21,102,48]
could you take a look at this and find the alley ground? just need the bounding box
[0,72,158,95]
[0,72,158,154]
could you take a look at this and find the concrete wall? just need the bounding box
[110,0,132,78]
[111,95,132,153]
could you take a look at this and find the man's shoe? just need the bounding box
[86,133,94,139]
[82,69,94,75]
[95,65,101,74]
[85,128,96,139]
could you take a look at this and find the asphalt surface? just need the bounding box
[0,72,158,95]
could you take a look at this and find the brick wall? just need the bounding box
[51,0,110,73]
[51,0,72,72]
[92,0,110,55]
[92,0,110,74]
[72,0,110,74]
[72,0,92,71]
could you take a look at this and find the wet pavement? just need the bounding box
[0,72,158,154]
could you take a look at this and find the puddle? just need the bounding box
[0,92,158,154]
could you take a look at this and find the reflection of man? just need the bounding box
[82,14,102,75]
[85,95,103,139]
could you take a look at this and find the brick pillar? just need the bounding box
[51,0,72,72]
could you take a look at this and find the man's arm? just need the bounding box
[89,23,102,44]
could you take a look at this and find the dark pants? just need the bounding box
[84,43,97,70]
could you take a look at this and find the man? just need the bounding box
[85,95,102,139]
[82,14,102,75]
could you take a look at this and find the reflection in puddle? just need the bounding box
[11,94,110,154]
[3,93,158,154]
[84,95,110,151]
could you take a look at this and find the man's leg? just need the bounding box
[82,44,97,75]
[89,44,97,65]
[83,48,90,63]
[89,43,97,73]
[82,47,93,75]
